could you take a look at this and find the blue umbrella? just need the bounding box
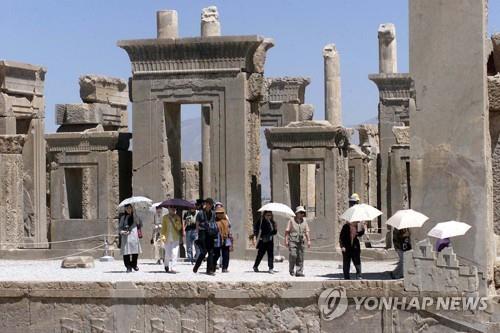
[159,198,195,210]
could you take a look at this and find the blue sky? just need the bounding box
[1,0,499,132]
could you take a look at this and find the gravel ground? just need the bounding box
[0,258,397,283]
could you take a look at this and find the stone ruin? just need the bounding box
[0,1,499,332]
[0,61,47,250]
[0,3,496,276]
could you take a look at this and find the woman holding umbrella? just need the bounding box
[119,204,143,273]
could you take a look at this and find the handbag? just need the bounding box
[137,228,143,239]
[402,237,412,251]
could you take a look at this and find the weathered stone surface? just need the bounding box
[492,33,500,73]
[0,60,46,96]
[410,0,493,294]
[247,73,265,101]
[201,6,220,37]
[79,75,128,107]
[299,104,314,121]
[323,44,342,126]
[0,135,25,154]
[392,126,410,145]
[404,239,479,293]
[61,256,95,268]
[378,23,397,74]
[489,74,500,112]
[181,161,201,201]
[495,262,500,289]
[265,77,311,104]
[0,150,24,250]
[56,103,124,126]
[157,10,178,39]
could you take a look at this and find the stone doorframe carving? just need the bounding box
[119,36,274,258]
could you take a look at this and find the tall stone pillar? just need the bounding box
[201,104,211,198]
[0,135,25,250]
[157,10,178,39]
[323,44,342,126]
[410,0,493,294]
[201,6,220,37]
[199,7,220,199]
[378,23,397,74]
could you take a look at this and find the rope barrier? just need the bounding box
[0,234,116,246]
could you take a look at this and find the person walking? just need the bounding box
[391,228,411,279]
[339,220,365,279]
[213,206,232,272]
[193,198,218,275]
[284,206,311,277]
[161,206,183,273]
[183,205,199,264]
[151,206,164,265]
[252,210,277,274]
[119,204,143,273]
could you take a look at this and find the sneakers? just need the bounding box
[295,272,305,277]
[126,267,132,273]
[268,269,274,274]
[253,266,259,272]
[355,274,363,280]
[133,266,139,271]
[222,269,228,273]
[207,271,215,276]
[165,266,169,273]
[289,271,295,276]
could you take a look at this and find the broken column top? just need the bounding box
[322,44,338,59]
[0,60,46,96]
[157,10,178,39]
[378,23,397,74]
[79,75,128,107]
[201,6,221,37]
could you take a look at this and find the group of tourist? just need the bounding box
[118,198,313,276]
[118,194,449,278]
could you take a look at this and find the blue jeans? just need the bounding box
[185,229,199,263]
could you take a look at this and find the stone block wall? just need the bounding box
[0,280,498,332]
[404,239,480,293]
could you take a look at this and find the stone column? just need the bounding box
[201,105,211,198]
[378,23,397,74]
[201,6,221,37]
[410,0,493,294]
[157,10,178,39]
[323,44,342,126]
[199,8,220,199]
[0,135,25,250]
[22,118,48,247]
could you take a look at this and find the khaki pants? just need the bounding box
[289,240,305,274]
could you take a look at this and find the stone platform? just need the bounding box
[1,259,498,332]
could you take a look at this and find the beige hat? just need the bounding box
[295,206,306,214]
[349,193,360,202]
[215,206,225,214]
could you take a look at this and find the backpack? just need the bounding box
[208,219,219,237]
